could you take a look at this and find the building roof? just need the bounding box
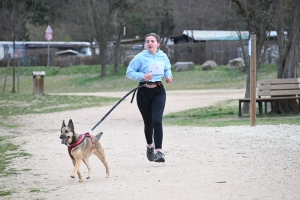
[182,30,285,41]
[0,41,90,48]
[55,49,79,56]
[183,30,249,41]
[107,38,145,46]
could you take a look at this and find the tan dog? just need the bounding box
[60,119,109,182]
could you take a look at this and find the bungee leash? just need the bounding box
[90,84,146,131]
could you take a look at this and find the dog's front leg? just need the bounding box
[71,158,83,182]
[82,158,91,179]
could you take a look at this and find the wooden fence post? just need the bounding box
[32,71,46,94]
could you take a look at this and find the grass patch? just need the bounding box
[0,139,31,198]
[1,63,300,127]
[0,120,18,128]
[164,100,300,127]
[0,93,119,117]
[1,65,137,93]
[0,63,299,127]
[0,190,14,196]
[0,136,31,177]
[0,64,278,93]
[29,188,41,193]
[22,168,32,171]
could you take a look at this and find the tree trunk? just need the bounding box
[95,30,107,78]
[236,32,250,114]
[114,25,123,74]
[12,59,16,93]
[242,64,251,114]
[12,40,16,93]
[99,43,107,78]
[113,0,125,74]
[230,0,274,115]
[274,0,300,114]
[2,55,11,93]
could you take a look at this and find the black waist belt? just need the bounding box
[139,81,162,86]
[131,81,162,103]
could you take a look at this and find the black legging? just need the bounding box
[136,85,166,149]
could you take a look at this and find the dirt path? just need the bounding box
[1,89,300,200]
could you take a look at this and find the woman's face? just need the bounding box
[145,35,160,54]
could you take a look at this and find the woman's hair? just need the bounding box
[145,33,161,43]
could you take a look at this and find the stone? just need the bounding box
[174,62,194,72]
[227,58,244,70]
[201,60,218,70]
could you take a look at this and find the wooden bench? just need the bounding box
[238,78,300,117]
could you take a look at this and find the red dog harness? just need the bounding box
[68,132,94,159]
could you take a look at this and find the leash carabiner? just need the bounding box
[90,84,146,131]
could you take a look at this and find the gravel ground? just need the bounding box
[1,89,300,200]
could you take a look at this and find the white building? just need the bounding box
[0,41,92,60]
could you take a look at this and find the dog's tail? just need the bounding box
[95,132,104,140]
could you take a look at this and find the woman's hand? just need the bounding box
[144,73,153,81]
[166,76,172,84]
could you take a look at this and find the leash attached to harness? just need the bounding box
[68,132,94,159]
[90,84,146,131]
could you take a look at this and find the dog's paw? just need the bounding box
[86,176,90,179]
[79,179,83,183]
[70,175,75,179]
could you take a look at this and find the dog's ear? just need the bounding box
[68,119,74,131]
[62,120,66,128]
[61,120,66,133]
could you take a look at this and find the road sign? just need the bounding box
[45,25,53,41]
[45,25,53,33]
[45,32,53,41]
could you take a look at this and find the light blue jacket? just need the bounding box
[126,50,172,82]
